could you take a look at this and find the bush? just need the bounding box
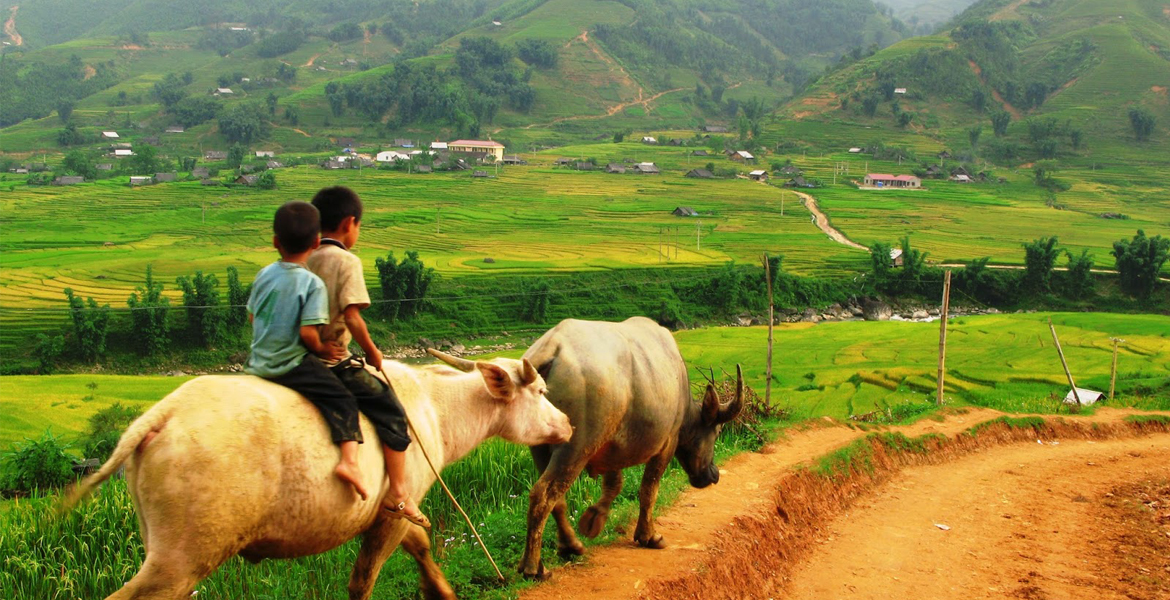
[519,278,551,323]
[375,251,435,320]
[79,403,142,461]
[225,266,251,328]
[176,271,225,348]
[127,265,170,356]
[1022,236,1060,293]
[33,333,64,374]
[2,431,75,492]
[1112,230,1170,298]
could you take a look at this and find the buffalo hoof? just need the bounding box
[578,506,609,539]
[636,533,666,549]
[557,540,586,558]
[519,561,550,581]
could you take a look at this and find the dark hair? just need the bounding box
[311,186,363,232]
[273,201,319,254]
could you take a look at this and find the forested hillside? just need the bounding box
[780,0,1170,160]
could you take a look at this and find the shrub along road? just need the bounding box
[517,408,1170,600]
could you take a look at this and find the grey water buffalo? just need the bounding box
[517,316,743,579]
[63,352,571,600]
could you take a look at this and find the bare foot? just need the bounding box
[334,462,370,500]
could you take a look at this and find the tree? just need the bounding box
[520,278,551,322]
[1061,250,1094,300]
[1022,236,1061,292]
[375,251,435,320]
[861,94,880,117]
[129,144,160,174]
[168,96,221,128]
[325,82,345,117]
[1112,230,1170,298]
[127,265,171,356]
[227,143,247,169]
[176,271,225,348]
[225,266,250,328]
[1068,128,1084,150]
[57,122,88,147]
[152,73,188,108]
[257,170,277,189]
[1128,107,1155,141]
[869,241,894,289]
[990,110,1011,137]
[218,103,270,144]
[971,89,987,113]
[516,39,558,69]
[57,100,74,123]
[711,84,725,104]
[63,150,96,180]
[613,131,625,143]
[896,110,914,128]
[266,92,278,116]
[64,288,110,362]
[968,125,982,149]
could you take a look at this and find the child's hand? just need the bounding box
[365,348,383,371]
[322,341,347,361]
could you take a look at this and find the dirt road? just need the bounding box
[785,436,1170,600]
[517,409,1170,600]
[795,190,869,251]
[4,5,22,47]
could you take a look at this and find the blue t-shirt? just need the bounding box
[245,261,330,377]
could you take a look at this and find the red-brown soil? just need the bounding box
[517,409,1170,600]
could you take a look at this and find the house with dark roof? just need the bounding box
[778,164,801,176]
[728,150,755,162]
[266,161,284,169]
[192,167,210,178]
[395,138,415,148]
[703,125,728,133]
[235,174,259,186]
[633,163,660,174]
[575,162,595,171]
[685,168,713,179]
[672,206,699,217]
[691,149,709,156]
[783,175,812,188]
[554,157,573,166]
[606,163,626,174]
[204,151,227,161]
[129,176,153,186]
[53,175,85,186]
[472,170,490,178]
[748,170,768,181]
[502,155,527,165]
[416,165,432,173]
[154,172,177,183]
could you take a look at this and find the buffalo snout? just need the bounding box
[688,464,720,488]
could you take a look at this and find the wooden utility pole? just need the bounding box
[1049,318,1081,406]
[936,270,952,405]
[696,219,702,251]
[436,207,441,234]
[762,254,775,408]
[781,191,785,216]
[1108,337,1125,401]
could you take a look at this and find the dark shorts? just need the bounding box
[266,355,411,451]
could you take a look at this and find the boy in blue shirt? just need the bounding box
[245,201,369,500]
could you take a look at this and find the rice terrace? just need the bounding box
[1,0,1168,597]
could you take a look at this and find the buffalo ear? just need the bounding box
[700,384,720,425]
[477,362,516,401]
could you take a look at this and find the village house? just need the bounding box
[848,147,863,154]
[214,88,234,96]
[200,179,219,186]
[672,206,699,217]
[783,175,813,188]
[154,172,177,183]
[890,248,904,267]
[685,168,714,179]
[165,125,184,133]
[864,174,922,188]
[142,136,160,146]
[449,140,506,161]
[778,164,802,176]
[554,158,573,166]
[235,174,259,186]
[691,149,709,156]
[894,87,907,95]
[192,167,210,178]
[395,138,415,148]
[204,150,227,161]
[667,139,685,146]
[322,159,346,170]
[266,160,284,169]
[729,150,754,162]
[53,175,84,186]
[255,151,275,158]
[114,149,134,158]
[606,163,626,174]
[575,162,595,171]
[430,141,448,151]
[376,150,409,163]
[641,136,658,145]
[501,155,527,165]
[102,131,119,139]
[748,169,768,181]
[950,174,972,183]
[471,170,490,178]
[96,163,113,172]
[703,126,728,134]
[415,165,432,173]
[129,176,153,186]
[633,162,660,175]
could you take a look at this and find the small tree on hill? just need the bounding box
[64,289,110,362]
[375,251,435,320]
[990,110,1011,137]
[1128,107,1155,142]
[176,271,225,347]
[1112,230,1170,298]
[225,266,251,328]
[1061,250,1094,300]
[520,278,552,322]
[127,265,171,356]
[968,125,982,150]
[1022,236,1061,293]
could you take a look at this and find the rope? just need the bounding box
[374,363,506,582]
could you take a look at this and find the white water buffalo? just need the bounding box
[63,352,572,600]
[516,316,743,579]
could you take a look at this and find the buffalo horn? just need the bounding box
[716,364,745,424]
[521,358,539,385]
[427,348,476,372]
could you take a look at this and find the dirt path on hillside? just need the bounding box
[968,60,1023,120]
[303,53,322,67]
[794,190,870,251]
[517,408,1170,600]
[784,436,1170,600]
[4,5,22,47]
[990,0,1029,21]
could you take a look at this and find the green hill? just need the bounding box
[0,0,916,152]
[776,0,1170,162]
